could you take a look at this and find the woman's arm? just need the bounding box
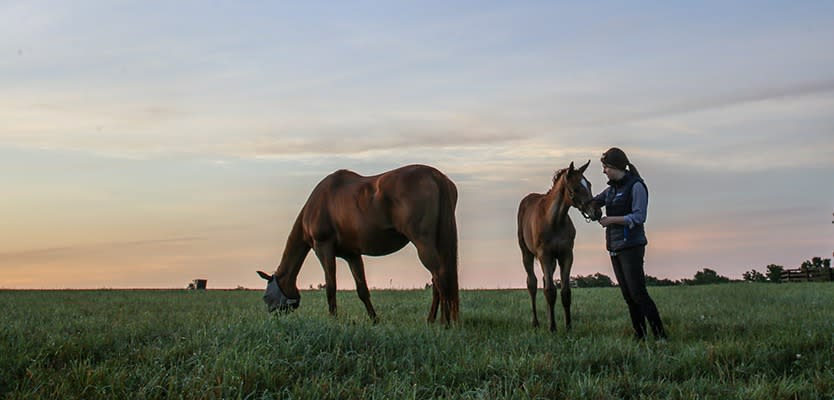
[599,215,626,227]
[624,182,648,227]
[590,187,609,208]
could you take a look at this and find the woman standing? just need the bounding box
[592,147,667,340]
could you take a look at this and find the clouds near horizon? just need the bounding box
[2,1,832,289]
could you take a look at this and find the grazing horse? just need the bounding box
[517,161,601,332]
[257,164,460,324]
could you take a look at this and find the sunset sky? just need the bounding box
[2,1,833,290]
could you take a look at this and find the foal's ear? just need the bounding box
[568,161,576,172]
[578,160,591,174]
[257,270,273,281]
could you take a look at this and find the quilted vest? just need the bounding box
[605,173,648,251]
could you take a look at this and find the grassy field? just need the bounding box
[2,283,833,399]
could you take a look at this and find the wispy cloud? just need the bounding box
[0,237,204,264]
[609,79,834,124]
[252,130,527,157]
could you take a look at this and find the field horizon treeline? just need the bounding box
[567,256,832,288]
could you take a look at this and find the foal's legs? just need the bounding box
[346,254,378,323]
[557,250,574,331]
[521,248,539,328]
[539,254,558,332]
[313,241,338,316]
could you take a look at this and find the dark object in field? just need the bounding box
[187,279,207,290]
[517,161,601,332]
[258,164,460,324]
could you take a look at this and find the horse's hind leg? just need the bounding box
[540,255,558,332]
[346,254,378,323]
[521,248,539,328]
[413,239,453,324]
[427,282,440,323]
[557,251,574,331]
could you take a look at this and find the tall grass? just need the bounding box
[2,283,833,399]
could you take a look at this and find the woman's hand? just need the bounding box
[598,216,625,227]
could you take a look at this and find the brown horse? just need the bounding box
[517,160,601,332]
[257,164,460,324]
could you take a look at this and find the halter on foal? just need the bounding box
[517,161,601,332]
[258,164,460,324]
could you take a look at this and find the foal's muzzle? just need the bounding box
[578,201,602,223]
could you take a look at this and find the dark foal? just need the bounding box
[517,161,601,332]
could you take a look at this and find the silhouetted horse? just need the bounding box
[258,164,460,324]
[517,161,601,332]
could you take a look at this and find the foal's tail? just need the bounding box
[435,172,460,322]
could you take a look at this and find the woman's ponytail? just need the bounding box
[627,162,641,178]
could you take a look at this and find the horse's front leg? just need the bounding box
[346,254,378,323]
[540,254,558,333]
[314,241,338,317]
[558,250,574,331]
[521,248,539,328]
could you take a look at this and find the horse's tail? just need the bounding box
[435,172,460,322]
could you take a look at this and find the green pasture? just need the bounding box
[2,283,833,399]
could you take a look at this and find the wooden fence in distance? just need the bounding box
[780,268,834,282]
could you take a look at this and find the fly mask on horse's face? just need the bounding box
[258,271,299,313]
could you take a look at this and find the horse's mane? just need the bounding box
[546,168,568,194]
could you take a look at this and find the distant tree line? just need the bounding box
[564,257,831,287]
[743,257,831,284]
[571,273,615,288]
[311,257,831,289]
